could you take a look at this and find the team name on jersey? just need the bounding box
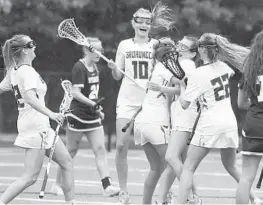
[88,76,99,84]
[126,51,153,59]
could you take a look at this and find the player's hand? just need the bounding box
[49,112,64,125]
[147,81,161,92]
[107,60,117,70]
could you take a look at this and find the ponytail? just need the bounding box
[2,39,15,71]
[216,35,249,72]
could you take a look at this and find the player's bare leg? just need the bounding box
[51,130,82,196]
[49,139,75,202]
[157,131,199,204]
[86,128,120,196]
[142,143,167,204]
[221,148,263,204]
[178,145,210,204]
[115,118,133,204]
[236,154,262,204]
[0,149,45,204]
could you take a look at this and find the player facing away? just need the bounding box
[51,37,120,197]
[177,33,262,204]
[151,36,202,205]
[107,2,175,204]
[133,43,181,204]
[236,30,263,204]
[0,35,75,205]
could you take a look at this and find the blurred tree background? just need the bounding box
[0,0,262,137]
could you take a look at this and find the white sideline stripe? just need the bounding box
[1,176,263,193]
[15,197,115,204]
[0,162,233,176]
[0,152,242,164]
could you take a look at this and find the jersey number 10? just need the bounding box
[132,61,148,79]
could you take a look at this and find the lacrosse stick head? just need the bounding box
[59,80,73,113]
[58,18,86,45]
[161,49,185,80]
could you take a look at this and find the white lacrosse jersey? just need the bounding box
[0,71,12,93]
[182,60,236,135]
[10,65,50,137]
[116,38,155,107]
[172,58,198,118]
[135,62,173,125]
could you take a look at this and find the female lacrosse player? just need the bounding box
[133,43,180,204]
[177,33,261,204]
[236,30,263,204]
[52,37,120,197]
[0,34,75,205]
[107,2,175,203]
[150,36,202,205]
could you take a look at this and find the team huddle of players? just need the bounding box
[0,1,263,205]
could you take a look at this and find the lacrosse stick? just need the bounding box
[39,80,73,199]
[161,51,185,80]
[257,167,263,188]
[121,106,142,133]
[121,70,155,133]
[58,18,145,90]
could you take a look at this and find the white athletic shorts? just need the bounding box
[14,128,59,149]
[116,105,141,120]
[190,129,239,149]
[134,123,170,146]
[171,101,198,132]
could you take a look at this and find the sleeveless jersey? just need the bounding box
[135,62,173,125]
[70,60,100,120]
[10,65,50,137]
[183,60,236,135]
[115,38,155,107]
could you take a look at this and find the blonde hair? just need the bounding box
[151,1,175,31]
[133,1,175,32]
[199,33,249,71]
[2,34,29,71]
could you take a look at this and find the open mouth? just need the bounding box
[139,28,148,33]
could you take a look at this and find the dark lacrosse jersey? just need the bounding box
[240,71,263,138]
[70,60,101,121]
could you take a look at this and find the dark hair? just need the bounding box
[242,30,263,96]
[198,34,219,63]
[2,34,30,71]
[154,42,175,62]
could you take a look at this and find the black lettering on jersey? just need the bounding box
[126,51,153,59]
[12,85,24,108]
[132,61,149,79]
[210,73,230,101]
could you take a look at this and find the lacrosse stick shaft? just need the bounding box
[39,125,60,199]
[187,109,201,145]
[257,167,263,188]
[92,50,145,90]
[122,106,142,133]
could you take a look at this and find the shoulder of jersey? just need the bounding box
[119,38,133,46]
[15,64,34,72]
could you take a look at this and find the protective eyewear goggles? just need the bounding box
[197,41,217,48]
[133,16,152,25]
[12,40,36,50]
